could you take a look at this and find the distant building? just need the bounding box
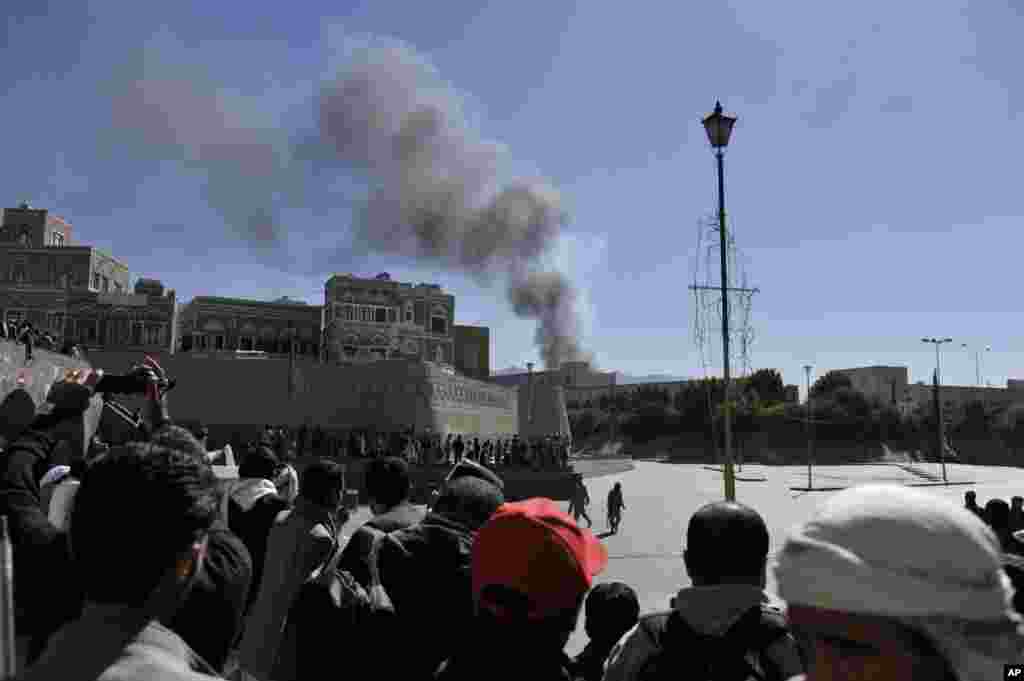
[834,365,1024,422]
[323,272,458,365]
[0,203,176,351]
[453,324,490,382]
[177,296,322,357]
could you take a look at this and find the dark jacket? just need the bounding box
[337,501,423,589]
[0,429,82,656]
[572,640,620,681]
[436,648,575,681]
[225,479,291,609]
[377,511,476,679]
[169,522,253,672]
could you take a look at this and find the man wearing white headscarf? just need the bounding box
[775,484,1024,681]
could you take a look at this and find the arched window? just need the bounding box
[17,232,29,247]
[430,304,448,335]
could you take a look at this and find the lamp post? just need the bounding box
[526,362,535,429]
[804,365,814,490]
[922,337,953,483]
[961,343,990,388]
[703,101,738,501]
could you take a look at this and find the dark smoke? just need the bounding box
[317,40,588,368]
[104,32,588,368]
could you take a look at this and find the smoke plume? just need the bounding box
[317,40,587,368]
[104,32,588,368]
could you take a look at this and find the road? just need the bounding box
[343,458,1024,657]
[563,460,1024,655]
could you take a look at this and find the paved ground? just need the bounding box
[344,459,1024,657]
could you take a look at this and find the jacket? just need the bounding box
[224,478,291,608]
[436,647,575,681]
[337,501,423,589]
[236,497,340,681]
[377,511,476,678]
[21,603,221,681]
[169,523,253,672]
[602,585,804,681]
[0,429,82,653]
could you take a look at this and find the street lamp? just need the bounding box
[922,337,953,483]
[961,343,991,387]
[526,362,536,428]
[804,365,814,490]
[703,100,738,501]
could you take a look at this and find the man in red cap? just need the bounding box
[435,497,608,681]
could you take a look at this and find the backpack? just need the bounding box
[290,526,396,678]
[635,605,802,681]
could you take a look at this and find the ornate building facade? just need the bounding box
[0,203,176,351]
[177,296,322,357]
[323,272,457,365]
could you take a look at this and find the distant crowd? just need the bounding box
[229,424,572,472]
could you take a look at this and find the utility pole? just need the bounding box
[922,337,952,483]
[609,370,618,443]
[804,365,814,490]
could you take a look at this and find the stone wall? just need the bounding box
[83,351,519,437]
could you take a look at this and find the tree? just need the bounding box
[746,368,786,404]
[811,371,853,399]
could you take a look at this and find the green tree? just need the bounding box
[746,368,786,404]
[811,371,853,399]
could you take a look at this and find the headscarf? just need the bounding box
[775,484,1024,681]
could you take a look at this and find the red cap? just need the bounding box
[472,498,608,619]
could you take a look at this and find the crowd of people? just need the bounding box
[0,320,62,362]
[3,358,1024,680]
[228,423,572,472]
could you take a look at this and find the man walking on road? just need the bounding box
[568,475,591,528]
[607,482,625,534]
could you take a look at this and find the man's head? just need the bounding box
[432,476,504,530]
[472,498,608,650]
[70,443,219,611]
[684,501,769,587]
[583,582,640,646]
[299,459,346,512]
[986,498,1011,532]
[446,459,504,490]
[364,456,411,511]
[776,484,1024,681]
[965,490,977,505]
[239,446,281,482]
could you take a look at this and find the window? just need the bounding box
[145,325,165,346]
[93,273,100,290]
[360,306,372,322]
[343,345,358,359]
[51,232,64,247]
[238,336,254,351]
[57,273,68,288]
[431,316,447,335]
[12,264,26,283]
[375,307,387,323]
[344,305,355,322]
[102,277,110,293]
[17,232,29,247]
[388,308,397,323]
[214,334,225,350]
[405,306,413,323]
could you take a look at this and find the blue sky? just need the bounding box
[3,0,1022,394]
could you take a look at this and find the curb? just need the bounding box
[790,481,976,492]
[701,465,769,482]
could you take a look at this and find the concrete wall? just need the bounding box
[83,352,519,437]
[453,324,490,382]
[518,384,571,439]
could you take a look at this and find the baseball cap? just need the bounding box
[472,498,608,619]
